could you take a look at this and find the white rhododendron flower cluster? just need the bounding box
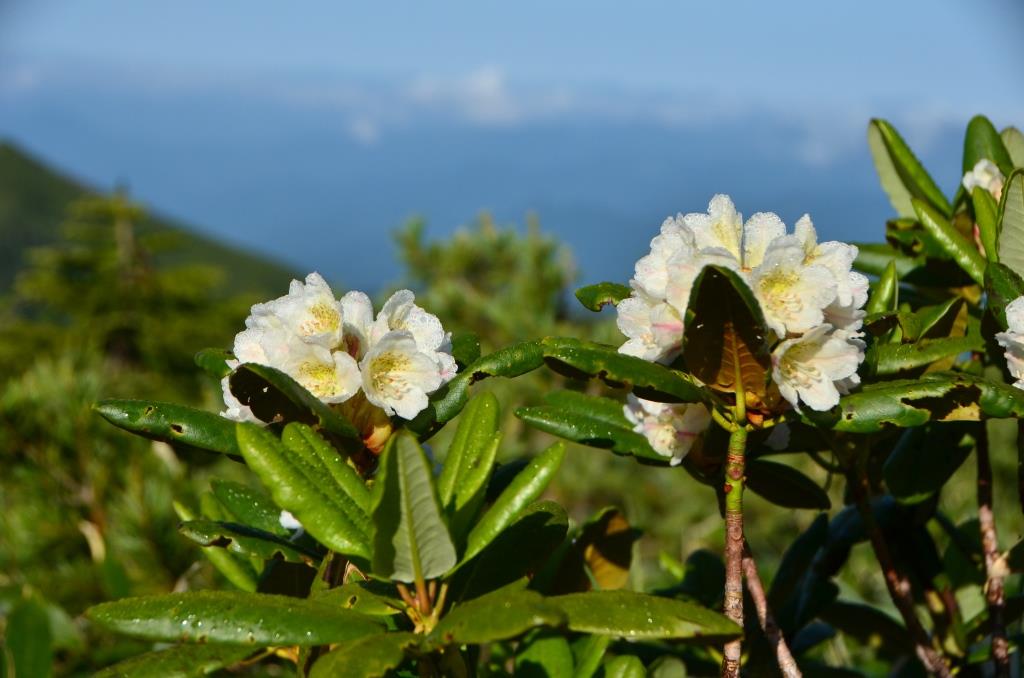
[962,158,1005,200]
[222,273,456,423]
[996,298,1024,390]
[624,394,710,466]
[619,195,867,464]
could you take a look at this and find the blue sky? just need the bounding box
[2,2,1023,290]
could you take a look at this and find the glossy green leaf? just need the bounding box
[93,644,254,678]
[194,348,234,379]
[94,400,239,457]
[985,262,1024,329]
[312,581,405,617]
[768,514,828,611]
[210,479,287,535]
[450,331,481,368]
[281,423,370,514]
[883,424,973,505]
[575,282,632,312]
[370,430,457,583]
[545,506,639,594]
[516,405,663,463]
[173,501,258,592]
[973,186,1000,262]
[550,590,740,642]
[868,119,951,217]
[998,170,1024,278]
[964,114,1014,177]
[309,632,420,678]
[572,635,612,678]
[746,459,830,510]
[895,297,966,342]
[86,591,384,645]
[437,393,501,543]
[867,335,980,376]
[516,632,575,678]
[429,588,566,646]
[599,656,646,678]
[543,390,629,424]
[819,600,912,660]
[913,198,985,285]
[541,337,707,404]
[804,372,1024,433]
[178,520,319,565]
[229,363,358,439]
[7,598,52,678]
[865,260,899,315]
[463,442,566,563]
[854,242,923,278]
[683,265,771,404]
[237,423,370,560]
[1002,126,1024,168]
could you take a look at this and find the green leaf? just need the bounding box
[1002,126,1024,168]
[883,424,973,505]
[865,260,899,315]
[550,590,740,642]
[964,114,1015,177]
[804,372,1024,433]
[194,348,234,379]
[229,363,358,439]
[210,479,287,536]
[912,198,985,285]
[7,598,52,678]
[174,501,259,592]
[985,262,1024,329]
[998,170,1024,278]
[86,591,384,645]
[683,265,771,406]
[867,335,981,376]
[94,400,239,457]
[463,442,566,563]
[548,507,639,594]
[429,588,566,646]
[973,186,1000,262]
[575,282,632,312]
[819,600,912,660]
[746,459,830,510]
[178,520,320,565]
[572,635,612,678]
[516,632,575,678]
[895,297,967,342]
[541,337,707,404]
[281,423,371,514]
[450,331,482,368]
[768,514,828,611]
[312,581,405,617]
[370,430,457,583]
[599,656,646,678]
[437,393,501,543]
[309,632,420,678]
[237,423,370,560]
[675,549,725,609]
[868,119,951,217]
[516,405,663,463]
[93,644,254,678]
[854,242,924,278]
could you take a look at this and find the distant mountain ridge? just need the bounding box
[0,140,296,297]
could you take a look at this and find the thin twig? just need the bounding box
[977,424,1009,676]
[721,425,747,678]
[742,542,801,678]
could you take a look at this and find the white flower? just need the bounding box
[750,238,837,337]
[370,290,457,382]
[248,273,343,349]
[623,394,711,465]
[339,290,376,359]
[279,510,303,531]
[616,294,684,363]
[962,159,1005,199]
[771,325,863,411]
[360,331,445,420]
[633,219,697,299]
[996,297,1024,389]
[220,376,258,423]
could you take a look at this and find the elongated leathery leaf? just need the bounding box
[883,424,973,505]
[94,400,239,457]
[463,442,566,563]
[999,170,1024,278]
[746,459,830,510]
[210,479,287,536]
[804,372,1024,433]
[913,198,986,285]
[229,363,358,439]
[865,260,899,315]
[868,119,951,217]
[964,114,1015,177]
[370,430,457,583]
[575,282,631,312]
[437,393,501,544]
[602,656,646,678]
[450,331,481,367]
[550,590,740,642]
[974,186,1000,263]
[173,501,258,593]
[867,335,982,376]
[194,348,234,379]
[281,423,370,513]
[7,598,52,678]
[237,423,370,560]
[178,520,320,565]
[541,337,707,404]
[515,405,663,463]
[986,262,1024,330]
[429,587,566,647]
[1003,127,1024,167]
[312,581,405,617]
[516,632,575,678]
[86,591,383,645]
[310,632,421,678]
[93,644,254,678]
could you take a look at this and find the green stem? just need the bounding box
[721,424,747,678]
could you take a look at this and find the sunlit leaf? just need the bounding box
[194,348,234,379]
[174,500,259,593]
[973,186,1000,262]
[516,631,575,678]
[575,282,631,312]
[964,114,1014,177]
[516,404,663,463]
[178,520,319,565]
[865,260,899,315]
[94,400,239,457]
[210,479,287,536]
[92,644,254,678]
[429,587,566,646]
[985,262,1024,329]
[998,170,1024,278]
[868,119,951,217]
[1002,126,1024,168]
[309,632,420,678]
[912,198,985,285]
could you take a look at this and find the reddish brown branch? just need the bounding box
[742,543,801,678]
[977,425,1009,676]
[721,428,748,678]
